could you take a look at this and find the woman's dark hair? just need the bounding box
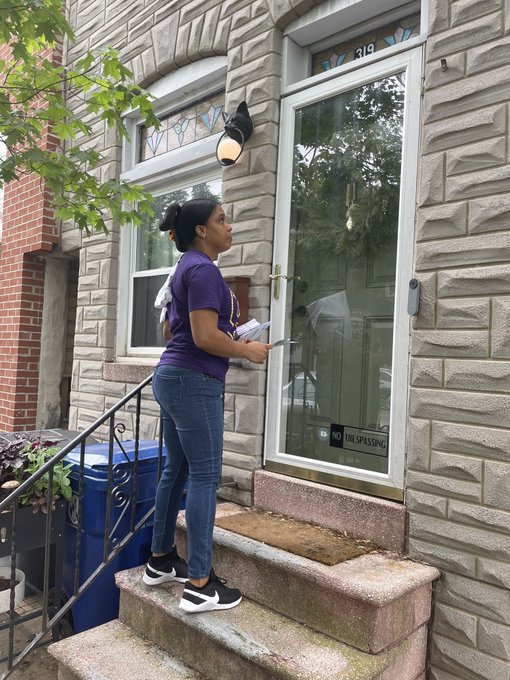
[159,198,219,252]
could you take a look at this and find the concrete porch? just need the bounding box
[49,471,438,679]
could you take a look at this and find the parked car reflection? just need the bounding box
[282,371,317,414]
[281,366,392,453]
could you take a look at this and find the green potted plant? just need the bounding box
[0,436,72,512]
[0,436,72,615]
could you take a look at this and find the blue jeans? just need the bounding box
[151,364,224,579]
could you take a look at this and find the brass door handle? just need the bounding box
[271,265,282,300]
[270,265,301,300]
[269,273,302,281]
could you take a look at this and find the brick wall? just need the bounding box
[0,47,59,431]
[407,1,510,677]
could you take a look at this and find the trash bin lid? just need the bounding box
[65,440,162,478]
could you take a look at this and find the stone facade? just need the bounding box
[63,0,297,506]
[410,1,510,677]
[60,0,510,678]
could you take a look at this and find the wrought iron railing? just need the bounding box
[0,373,161,678]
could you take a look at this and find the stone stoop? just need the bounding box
[48,475,438,680]
[116,567,428,680]
[48,618,205,680]
[175,503,439,655]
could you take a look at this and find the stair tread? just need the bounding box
[179,503,439,605]
[117,567,422,680]
[253,470,407,552]
[48,619,205,679]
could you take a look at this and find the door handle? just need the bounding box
[269,274,302,281]
[270,265,301,300]
[270,264,282,300]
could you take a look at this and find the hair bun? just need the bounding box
[159,203,182,232]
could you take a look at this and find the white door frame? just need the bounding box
[264,46,422,500]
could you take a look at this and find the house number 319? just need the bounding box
[354,43,376,59]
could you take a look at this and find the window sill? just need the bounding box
[103,360,156,384]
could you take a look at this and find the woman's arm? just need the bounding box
[190,309,271,364]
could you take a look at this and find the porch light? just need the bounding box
[216,101,253,166]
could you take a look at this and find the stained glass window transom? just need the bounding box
[312,14,420,75]
[139,91,225,162]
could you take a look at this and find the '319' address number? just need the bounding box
[354,43,376,59]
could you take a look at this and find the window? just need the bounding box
[118,57,227,356]
[312,12,420,74]
[131,176,221,348]
[282,0,425,92]
[139,92,224,162]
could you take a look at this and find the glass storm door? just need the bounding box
[265,49,421,500]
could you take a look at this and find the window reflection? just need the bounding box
[281,73,405,473]
[131,178,221,348]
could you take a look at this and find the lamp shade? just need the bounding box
[216,101,253,166]
[216,134,243,166]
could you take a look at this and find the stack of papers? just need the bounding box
[235,319,271,341]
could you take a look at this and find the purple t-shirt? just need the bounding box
[157,250,240,381]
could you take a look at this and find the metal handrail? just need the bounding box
[0,374,154,514]
[0,372,160,679]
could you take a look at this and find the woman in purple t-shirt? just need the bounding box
[143,198,271,613]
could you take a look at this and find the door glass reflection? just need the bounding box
[281,72,406,473]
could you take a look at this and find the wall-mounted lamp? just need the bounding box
[216,101,253,166]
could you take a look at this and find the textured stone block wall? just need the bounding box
[65,0,510,675]
[64,0,326,503]
[409,1,510,677]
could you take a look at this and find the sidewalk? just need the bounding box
[0,590,58,680]
[8,647,58,680]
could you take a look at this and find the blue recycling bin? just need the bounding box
[63,439,187,633]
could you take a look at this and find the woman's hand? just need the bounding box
[190,309,272,362]
[242,341,272,364]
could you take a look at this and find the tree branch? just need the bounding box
[1,59,103,104]
[0,5,39,11]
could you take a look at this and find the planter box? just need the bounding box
[0,500,66,617]
[0,499,66,557]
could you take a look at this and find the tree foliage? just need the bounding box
[291,74,404,260]
[137,179,222,271]
[0,0,159,234]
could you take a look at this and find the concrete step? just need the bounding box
[116,567,428,680]
[175,503,439,654]
[253,470,407,552]
[48,619,205,680]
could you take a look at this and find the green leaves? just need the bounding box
[0,0,73,57]
[292,76,404,260]
[16,444,73,511]
[0,438,72,512]
[0,0,158,233]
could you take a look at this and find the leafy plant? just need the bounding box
[0,438,27,483]
[0,0,159,234]
[0,437,72,513]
